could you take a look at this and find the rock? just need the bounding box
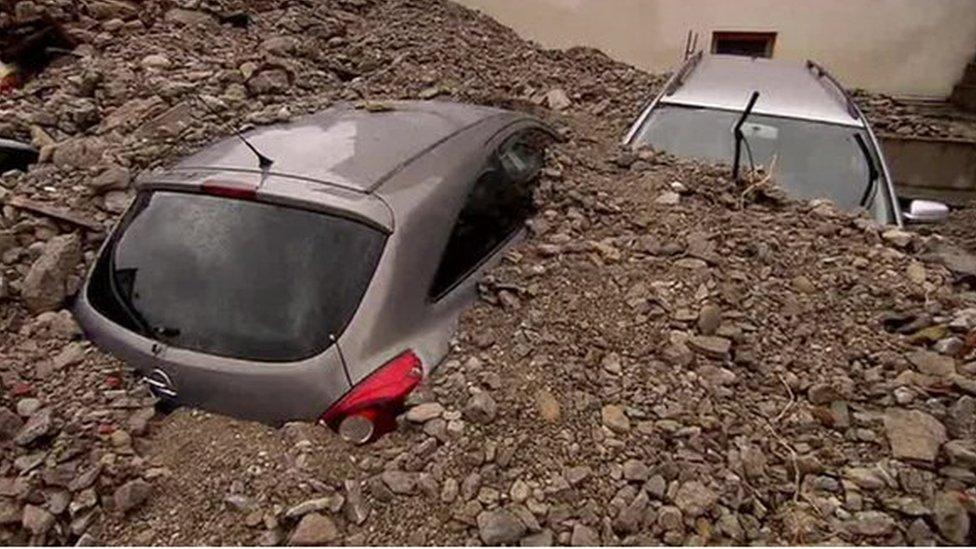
[934,336,964,356]
[564,466,591,486]
[601,404,630,433]
[687,335,732,359]
[646,475,667,499]
[657,505,683,532]
[907,518,935,545]
[697,304,721,335]
[717,512,744,542]
[127,407,155,436]
[405,402,444,423]
[14,408,52,446]
[22,504,54,536]
[848,511,896,536]
[0,407,24,440]
[164,8,215,26]
[113,479,152,514]
[932,491,969,545]
[807,382,841,405]
[261,36,299,55]
[88,0,136,19]
[258,529,284,546]
[510,479,530,503]
[464,392,498,424]
[53,342,85,370]
[441,477,459,503]
[247,69,291,95]
[655,191,680,205]
[700,364,736,386]
[89,166,131,191]
[673,481,717,518]
[21,234,82,313]
[906,261,926,284]
[520,529,553,546]
[545,88,571,111]
[883,408,946,462]
[614,491,648,534]
[343,480,369,526]
[15,398,40,417]
[792,275,816,293]
[906,350,955,377]
[52,137,106,169]
[843,467,887,490]
[882,229,912,248]
[380,470,416,495]
[945,439,976,469]
[570,523,600,546]
[477,509,526,545]
[103,190,131,213]
[285,495,344,519]
[601,352,622,374]
[288,513,338,545]
[141,54,172,70]
[534,389,560,422]
[622,459,648,482]
[0,498,22,525]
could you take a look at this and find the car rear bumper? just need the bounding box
[73,291,351,426]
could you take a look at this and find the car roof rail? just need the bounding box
[664,50,704,96]
[806,59,860,120]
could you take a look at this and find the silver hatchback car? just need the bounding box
[75,101,554,441]
[624,53,948,225]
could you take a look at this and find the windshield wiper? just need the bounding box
[732,91,761,181]
[853,133,879,207]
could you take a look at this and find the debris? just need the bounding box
[6,196,103,232]
[287,513,338,546]
[883,408,947,462]
[477,509,526,545]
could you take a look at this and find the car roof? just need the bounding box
[173,100,507,192]
[663,54,863,127]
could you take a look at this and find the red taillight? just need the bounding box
[321,350,423,443]
[201,179,257,200]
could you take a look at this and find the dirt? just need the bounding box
[2,0,976,546]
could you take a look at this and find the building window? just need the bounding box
[711,31,776,58]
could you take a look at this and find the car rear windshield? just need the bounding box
[632,104,896,224]
[87,191,387,362]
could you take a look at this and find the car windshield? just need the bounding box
[632,104,895,223]
[87,191,386,362]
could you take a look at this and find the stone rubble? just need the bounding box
[2,0,976,546]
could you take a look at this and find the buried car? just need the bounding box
[624,53,948,226]
[74,101,554,442]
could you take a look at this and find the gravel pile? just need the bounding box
[851,89,976,141]
[2,0,976,546]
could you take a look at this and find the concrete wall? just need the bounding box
[454,0,976,97]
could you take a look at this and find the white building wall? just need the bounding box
[455,0,976,97]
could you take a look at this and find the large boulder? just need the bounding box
[21,234,82,313]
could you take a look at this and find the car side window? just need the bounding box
[429,127,551,299]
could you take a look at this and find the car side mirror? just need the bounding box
[904,199,949,224]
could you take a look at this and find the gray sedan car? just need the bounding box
[624,53,948,225]
[75,101,553,442]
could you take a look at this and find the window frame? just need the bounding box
[427,124,552,302]
[711,31,777,58]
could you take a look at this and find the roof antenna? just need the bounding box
[193,96,274,173]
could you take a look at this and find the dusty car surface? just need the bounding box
[74,100,553,441]
[624,53,949,226]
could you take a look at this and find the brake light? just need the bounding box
[201,179,257,200]
[321,350,423,444]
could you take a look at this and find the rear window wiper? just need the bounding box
[732,91,761,181]
[853,133,879,207]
